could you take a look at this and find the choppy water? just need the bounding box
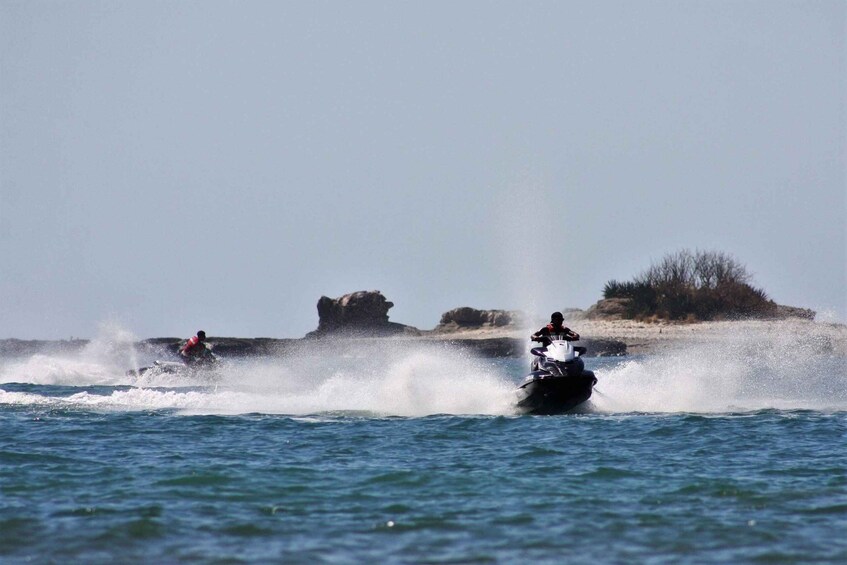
[1,328,845,564]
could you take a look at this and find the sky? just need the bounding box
[1,1,845,340]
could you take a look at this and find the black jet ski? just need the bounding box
[126,345,219,378]
[516,340,597,415]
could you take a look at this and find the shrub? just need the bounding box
[601,249,774,321]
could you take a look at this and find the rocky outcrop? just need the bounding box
[434,307,526,333]
[0,338,88,358]
[306,290,420,338]
[560,308,588,321]
[584,298,815,322]
[442,337,626,357]
[139,337,303,358]
[585,298,631,320]
[774,305,816,320]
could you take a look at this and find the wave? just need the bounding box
[2,322,844,416]
[591,324,847,413]
[0,334,518,417]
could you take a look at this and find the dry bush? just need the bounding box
[602,249,774,321]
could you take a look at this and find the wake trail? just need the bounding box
[590,323,846,413]
[0,337,519,417]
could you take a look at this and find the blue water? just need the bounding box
[1,332,845,564]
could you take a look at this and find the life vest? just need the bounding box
[181,335,202,355]
[546,324,569,340]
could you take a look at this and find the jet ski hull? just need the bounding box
[516,371,597,415]
[126,360,219,379]
[127,345,220,379]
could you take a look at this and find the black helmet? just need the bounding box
[197,330,206,340]
[551,312,564,322]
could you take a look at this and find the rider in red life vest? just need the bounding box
[180,330,207,365]
[531,312,579,347]
[530,312,583,372]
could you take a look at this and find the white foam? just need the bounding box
[591,325,847,413]
[4,321,844,416]
[0,321,142,386]
[0,341,518,417]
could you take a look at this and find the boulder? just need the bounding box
[306,290,419,338]
[585,298,631,320]
[560,308,587,321]
[441,336,626,357]
[434,307,526,333]
[774,304,816,320]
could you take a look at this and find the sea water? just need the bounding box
[1,329,845,564]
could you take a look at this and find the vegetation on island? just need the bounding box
[603,249,777,321]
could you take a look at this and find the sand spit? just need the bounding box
[427,318,847,356]
[2,319,844,359]
[576,318,846,356]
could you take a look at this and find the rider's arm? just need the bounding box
[531,327,547,341]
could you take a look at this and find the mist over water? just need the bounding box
[0,327,519,416]
[1,322,844,416]
[592,323,847,413]
[0,322,142,386]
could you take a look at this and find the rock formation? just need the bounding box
[306,290,419,337]
[434,307,526,333]
[585,298,816,322]
[774,305,816,320]
[585,298,631,320]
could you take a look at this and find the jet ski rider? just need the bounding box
[180,330,209,366]
[530,312,585,371]
[531,312,579,347]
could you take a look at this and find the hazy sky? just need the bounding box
[1,1,845,339]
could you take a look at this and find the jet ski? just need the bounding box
[126,345,220,378]
[516,340,597,415]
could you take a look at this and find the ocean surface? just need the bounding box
[1,328,845,564]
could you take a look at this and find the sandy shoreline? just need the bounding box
[1,318,844,359]
[426,317,847,356]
